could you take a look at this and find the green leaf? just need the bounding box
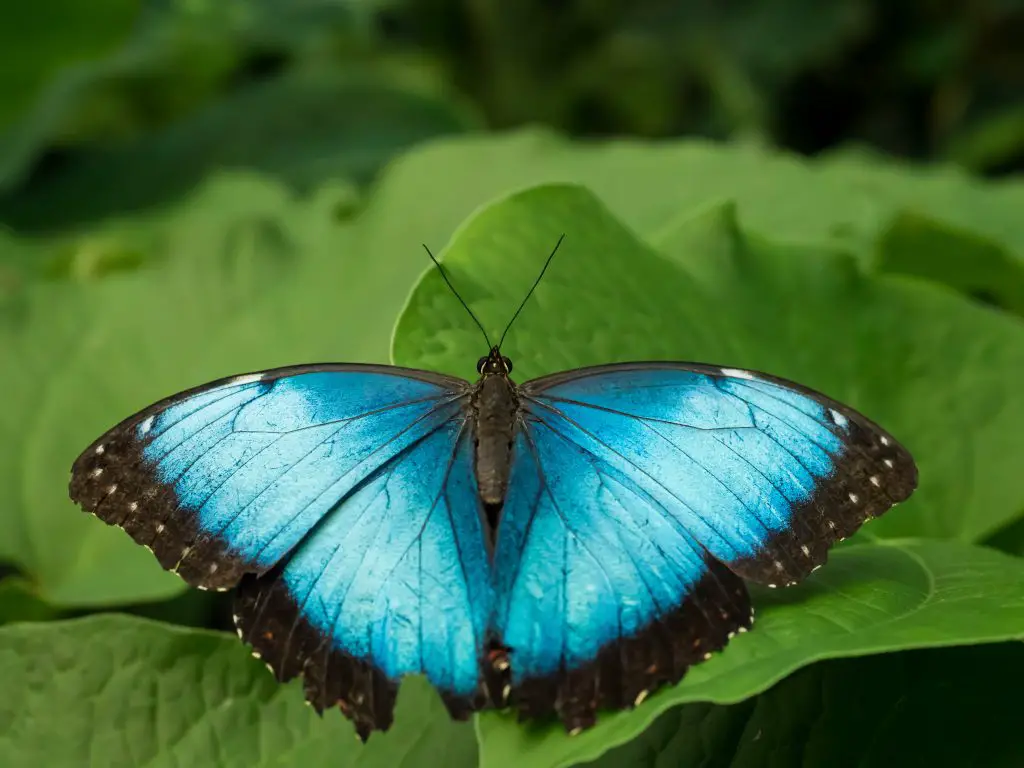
[370,129,1024,308]
[875,210,1024,316]
[0,173,436,606]
[0,615,478,768]
[393,183,1024,544]
[475,539,1024,768]
[0,68,478,232]
[587,643,1024,768]
[0,577,57,625]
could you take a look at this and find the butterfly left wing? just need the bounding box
[70,364,494,737]
[234,410,493,738]
[491,362,916,730]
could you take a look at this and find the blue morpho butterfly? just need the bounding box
[70,236,917,740]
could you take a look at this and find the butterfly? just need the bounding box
[69,237,917,740]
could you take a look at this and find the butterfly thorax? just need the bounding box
[472,372,519,533]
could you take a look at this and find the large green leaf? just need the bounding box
[0,615,477,768]
[587,643,1024,768]
[367,129,1024,309]
[475,539,1024,768]
[389,181,1024,766]
[393,183,1024,544]
[0,173,436,606]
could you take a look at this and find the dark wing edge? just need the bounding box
[68,363,471,592]
[522,361,918,586]
[501,415,753,733]
[233,416,489,741]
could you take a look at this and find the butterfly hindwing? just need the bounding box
[492,419,752,731]
[234,413,493,738]
[69,363,472,591]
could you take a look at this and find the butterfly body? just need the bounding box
[471,349,519,521]
[70,350,916,740]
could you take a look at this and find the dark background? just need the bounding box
[2,0,1022,239]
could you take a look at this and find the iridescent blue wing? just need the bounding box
[70,364,492,737]
[492,362,916,730]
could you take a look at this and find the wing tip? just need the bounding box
[729,415,918,587]
[68,420,251,592]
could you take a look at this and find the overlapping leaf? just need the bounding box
[367,129,1024,311]
[0,615,477,768]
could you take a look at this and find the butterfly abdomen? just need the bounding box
[472,374,519,529]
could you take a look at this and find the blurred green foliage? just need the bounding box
[1,1,1023,767]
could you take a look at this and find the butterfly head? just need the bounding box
[477,346,513,377]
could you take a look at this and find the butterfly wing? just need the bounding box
[234,409,493,738]
[493,362,916,729]
[70,364,493,736]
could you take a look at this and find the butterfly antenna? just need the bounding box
[497,234,565,350]
[422,244,492,348]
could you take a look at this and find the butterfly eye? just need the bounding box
[502,357,513,373]
[477,357,489,374]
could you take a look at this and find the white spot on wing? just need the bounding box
[94,445,105,455]
[90,467,104,479]
[870,475,881,487]
[829,409,848,427]
[129,502,139,512]
[634,689,649,707]
[720,368,756,380]
[800,545,810,556]
[106,484,117,495]
[702,652,713,660]
[154,522,163,533]
[139,416,154,434]
[883,458,894,468]
[233,373,264,386]
[880,436,891,446]
[849,492,859,503]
